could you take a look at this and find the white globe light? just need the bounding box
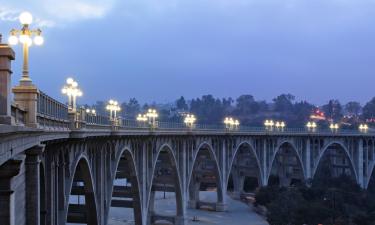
[66,78,74,84]
[8,35,18,45]
[33,35,44,46]
[19,35,29,44]
[19,12,33,25]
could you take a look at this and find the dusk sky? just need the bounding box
[1,0,375,105]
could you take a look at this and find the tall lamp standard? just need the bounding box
[106,100,121,121]
[61,78,83,112]
[184,114,196,129]
[8,12,44,86]
[146,108,158,128]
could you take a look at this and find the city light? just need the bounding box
[61,78,82,112]
[224,117,240,130]
[359,124,369,132]
[184,114,196,128]
[8,12,44,86]
[264,119,274,129]
[106,99,121,120]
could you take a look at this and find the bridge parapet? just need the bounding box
[37,91,69,130]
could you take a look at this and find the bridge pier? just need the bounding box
[25,145,45,225]
[0,42,15,125]
[0,158,23,225]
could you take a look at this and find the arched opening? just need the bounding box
[40,163,47,225]
[108,150,142,225]
[66,158,98,225]
[148,146,183,225]
[227,143,262,199]
[188,144,223,211]
[268,142,305,187]
[313,143,357,186]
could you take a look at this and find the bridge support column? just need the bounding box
[0,158,23,225]
[305,139,311,180]
[0,41,15,125]
[25,145,45,225]
[357,139,365,188]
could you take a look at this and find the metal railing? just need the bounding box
[37,91,69,129]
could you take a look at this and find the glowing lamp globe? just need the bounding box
[19,12,33,25]
[8,35,18,45]
[33,35,44,46]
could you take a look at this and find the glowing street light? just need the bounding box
[85,108,96,116]
[264,119,275,130]
[359,124,369,133]
[136,114,148,122]
[306,121,317,131]
[61,78,82,112]
[146,108,158,128]
[8,12,44,86]
[106,99,121,120]
[329,123,339,131]
[275,121,286,130]
[184,114,196,129]
[224,117,240,130]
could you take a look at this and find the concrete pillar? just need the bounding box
[0,40,15,125]
[262,140,268,186]
[12,85,39,128]
[25,145,45,225]
[0,158,23,225]
[357,139,364,188]
[306,139,311,179]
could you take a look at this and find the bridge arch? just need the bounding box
[312,141,358,183]
[40,161,47,225]
[366,162,375,189]
[227,141,263,193]
[146,143,184,224]
[267,141,306,186]
[65,155,99,225]
[107,146,142,225]
[187,141,224,211]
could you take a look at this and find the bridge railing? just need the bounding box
[37,91,69,130]
[11,103,26,126]
[85,113,112,130]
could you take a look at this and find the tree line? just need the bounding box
[86,94,375,128]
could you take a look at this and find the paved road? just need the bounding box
[108,191,268,225]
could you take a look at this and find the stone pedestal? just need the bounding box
[12,85,39,128]
[0,44,15,125]
[0,158,23,225]
[25,145,45,225]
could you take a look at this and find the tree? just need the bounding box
[176,96,188,111]
[363,97,375,120]
[235,95,259,115]
[121,98,140,118]
[273,94,295,113]
[322,99,343,121]
[345,101,361,117]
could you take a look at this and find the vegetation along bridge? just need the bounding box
[1,38,375,225]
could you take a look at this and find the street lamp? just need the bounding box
[8,12,44,86]
[61,78,82,112]
[329,123,339,132]
[224,117,240,130]
[136,113,148,126]
[359,124,369,133]
[146,108,158,128]
[85,108,96,116]
[184,114,196,129]
[306,121,317,131]
[106,99,121,120]
[275,121,286,130]
[264,119,274,130]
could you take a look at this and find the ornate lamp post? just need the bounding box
[85,108,96,116]
[184,114,196,129]
[329,123,339,132]
[264,119,274,130]
[136,113,148,126]
[359,124,368,133]
[8,12,44,86]
[146,108,158,128]
[61,78,82,112]
[275,121,286,130]
[106,100,121,121]
[224,117,240,130]
[306,121,317,131]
